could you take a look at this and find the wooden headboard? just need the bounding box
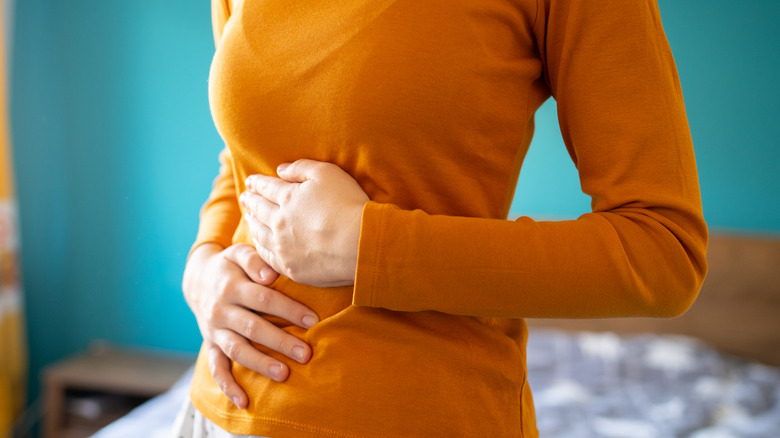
[527,234,780,366]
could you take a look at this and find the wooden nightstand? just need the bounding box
[42,344,195,438]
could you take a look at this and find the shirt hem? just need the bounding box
[190,391,366,438]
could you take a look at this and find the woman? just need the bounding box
[179,0,708,436]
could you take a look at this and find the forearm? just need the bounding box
[353,200,707,318]
[191,148,241,255]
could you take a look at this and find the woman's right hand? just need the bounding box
[182,242,319,409]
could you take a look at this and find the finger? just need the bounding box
[214,328,290,382]
[253,241,285,280]
[239,190,279,227]
[207,342,248,409]
[276,159,325,183]
[223,244,278,286]
[236,275,320,330]
[244,211,275,251]
[226,306,313,364]
[245,174,294,205]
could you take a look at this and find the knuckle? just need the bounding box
[255,290,270,309]
[223,340,240,360]
[239,254,256,273]
[203,298,224,321]
[243,318,259,338]
[281,262,296,280]
[234,243,251,259]
[250,198,261,214]
[204,304,220,324]
[246,246,261,262]
[259,181,270,195]
[214,276,232,296]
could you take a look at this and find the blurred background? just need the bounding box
[2,0,778,436]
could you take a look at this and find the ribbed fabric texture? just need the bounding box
[190,0,708,436]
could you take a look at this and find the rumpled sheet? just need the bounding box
[92,330,780,438]
[528,329,780,438]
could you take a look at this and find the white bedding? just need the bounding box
[89,365,194,438]
[92,330,780,438]
[527,330,780,437]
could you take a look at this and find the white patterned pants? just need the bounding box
[171,397,270,438]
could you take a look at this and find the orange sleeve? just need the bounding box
[191,147,241,253]
[352,0,708,318]
[191,0,239,253]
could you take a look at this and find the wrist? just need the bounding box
[189,242,225,261]
[183,242,224,293]
[341,202,365,285]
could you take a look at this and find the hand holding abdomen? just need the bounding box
[242,159,369,288]
[182,243,320,408]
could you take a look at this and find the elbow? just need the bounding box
[632,261,706,318]
[604,198,709,318]
[640,231,709,318]
[649,275,703,318]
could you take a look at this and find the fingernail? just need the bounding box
[292,346,306,362]
[239,192,247,205]
[232,396,242,408]
[259,266,274,281]
[277,163,289,174]
[270,364,284,380]
[302,315,318,329]
[245,176,253,188]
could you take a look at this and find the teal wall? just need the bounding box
[9,0,780,417]
[513,2,780,231]
[11,0,216,408]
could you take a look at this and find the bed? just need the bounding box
[91,234,780,437]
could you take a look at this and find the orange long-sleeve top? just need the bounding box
[189,0,708,436]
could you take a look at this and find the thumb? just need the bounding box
[277,159,320,183]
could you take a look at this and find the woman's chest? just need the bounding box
[209,0,545,199]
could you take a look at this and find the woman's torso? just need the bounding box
[191,0,548,436]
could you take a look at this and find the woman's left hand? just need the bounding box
[241,159,369,287]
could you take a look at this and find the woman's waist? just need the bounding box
[230,307,528,434]
[260,305,528,387]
